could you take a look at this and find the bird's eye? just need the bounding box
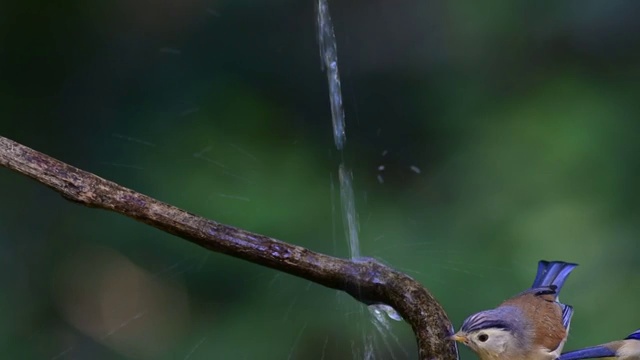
[477,334,489,342]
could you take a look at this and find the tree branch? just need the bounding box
[0,135,458,360]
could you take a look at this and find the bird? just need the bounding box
[450,260,578,360]
[560,329,640,360]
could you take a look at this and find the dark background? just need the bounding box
[1,1,639,359]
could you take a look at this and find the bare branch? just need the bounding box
[0,135,457,360]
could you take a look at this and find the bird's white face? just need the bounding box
[452,328,515,360]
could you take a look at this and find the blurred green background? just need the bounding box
[1,0,639,359]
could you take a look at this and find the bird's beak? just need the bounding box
[449,333,467,343]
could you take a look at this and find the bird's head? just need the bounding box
[451,307,525,360]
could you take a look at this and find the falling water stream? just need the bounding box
[316,0,346,152]
[316,1,403,358]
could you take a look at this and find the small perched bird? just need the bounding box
[560,329,640,360]
[451,260,578,360]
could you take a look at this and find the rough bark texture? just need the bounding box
[0,135,458,360]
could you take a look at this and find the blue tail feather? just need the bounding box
[559,346,616,360]
[531,260,578,295]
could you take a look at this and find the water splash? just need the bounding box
[369,304,403,322]
[368,305,407,359]
[316,0,346,150]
